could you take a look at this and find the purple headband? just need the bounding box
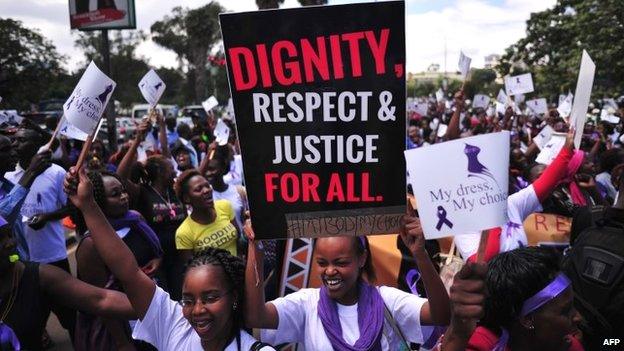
[520,273,571,317]
[0,215,7,227]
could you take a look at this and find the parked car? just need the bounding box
[131,104,176,119]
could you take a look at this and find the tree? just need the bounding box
[497,0,624,100]
[0,18,68,110]
[151,2,224,103]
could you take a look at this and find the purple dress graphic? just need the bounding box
[464,143,500,190]
[97,84,114,105]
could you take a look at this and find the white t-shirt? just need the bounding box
[223,155,244,186]
[133,286,274,351]
[6,163,67,263]
[261,287,427,350]
[455,184,542,259]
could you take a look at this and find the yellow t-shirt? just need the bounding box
[175,200,238,256]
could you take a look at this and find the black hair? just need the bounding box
[599,148,624,173]
[19,121,49,147]
[135,155,171,184]
[174,169,202,201]
[313,236,377,284]
[185,247,245,345]
[482,246,561,329]
[71,170,125,235]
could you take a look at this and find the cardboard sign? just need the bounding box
[58,116,89,141]
[69,0,136,30]
[558,92,573,118]
[221,1,406,239]
[458,51,472,79]
[536,132,567,165]
[214,118,230,146]
[533,125,554,150]
[523,213,571,247]
[64,61,116,135]
[602,113,620,124]
[497,89,508,105]
[138,69,166,108]
[202,96,219,113]
[527,98,548,115]
[472,94,490,109]
[405,132,510,239]
[504,73,534,96]
[569,50,596,149]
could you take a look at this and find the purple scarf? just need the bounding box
[108,210,163,257]
[318,282,384,351]
[0,323,20,350]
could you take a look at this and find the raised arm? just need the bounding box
[444,90,464,141]
[65,167,155,319]
[243,221,279,329]
[401,213,451,325]
[156,112,171,159]
[39,263,136,320]
[117,119,151,199]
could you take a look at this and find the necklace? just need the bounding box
[148,184,177,219]
[0,265,20,323]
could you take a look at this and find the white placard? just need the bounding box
[58,116,89,141]
[458,51,472,79]
[138,69,166,108]
[472,94,490,109]
[533,125,554,149]
[405,131,510,239]
[0,110,22,125]
[602,113,620,124]
[496,89,508,105]
[569,50,596,149]
[536,132,567,165]
[63,61,116,134]
[557,92,574,118]
[437,124,448,138]
[213,119,230,146]
[435,89,444,102]
[202,96,219,112]
[415,102,428,116]
[504,73,534,96]
[527,98,548,115]
[495,101,506,115]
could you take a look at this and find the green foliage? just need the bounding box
[497,0,624,101]
[0,18,68,110]
[151,2,225,103]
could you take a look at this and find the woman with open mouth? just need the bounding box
[243,211,451,350]
[64,167,275,351]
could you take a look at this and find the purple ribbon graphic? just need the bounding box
[405,269,421,295]
[435,205,453,231]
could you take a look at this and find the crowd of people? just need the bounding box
[0,86,623,351]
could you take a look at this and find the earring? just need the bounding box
[528,324,535,330]
[233,302,238,310]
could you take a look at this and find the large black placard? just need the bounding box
[220,1,406,239]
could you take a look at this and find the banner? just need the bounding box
[63,61,116,135]
[221,1,406,239]
[405,132,509,239]
[69,0,136,30]
[138,69,166,108]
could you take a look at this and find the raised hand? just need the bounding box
[64,167,95,209]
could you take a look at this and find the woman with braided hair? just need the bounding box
[64,167,275,351]
[71,170,163,350]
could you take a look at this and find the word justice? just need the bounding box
[228,28,390,91]
[272,135,379,164]
[265,172,383,203]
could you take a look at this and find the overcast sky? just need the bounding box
[0,0,555,73]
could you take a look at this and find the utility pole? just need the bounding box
[100,29,118,151]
